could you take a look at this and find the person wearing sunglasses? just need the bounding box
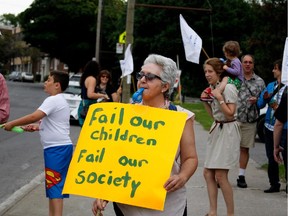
[95,70,122,103]
[92,54,198,216]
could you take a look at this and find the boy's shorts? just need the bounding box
[44,145,73,199]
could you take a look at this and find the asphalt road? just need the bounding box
[0,81,81,204]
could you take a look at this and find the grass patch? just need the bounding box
[178,102,213,131]
[261,164,286,182]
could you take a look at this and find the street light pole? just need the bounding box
[122,0,135,103]
[95,0,103,62]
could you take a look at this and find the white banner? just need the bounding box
[281,37,288,85]
[179,14,202,64]
[120,44,134,78]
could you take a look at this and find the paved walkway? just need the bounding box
[1,122,287,216]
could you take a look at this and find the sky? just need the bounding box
[0,0,34,15]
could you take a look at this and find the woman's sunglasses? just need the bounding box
[136,71,162,82]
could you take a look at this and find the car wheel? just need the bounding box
[257,115,265,143]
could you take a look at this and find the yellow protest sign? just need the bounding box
[119,31,126,44]
[63,102,187,210]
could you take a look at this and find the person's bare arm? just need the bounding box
[218,76,228,93]
[212,88,236,119]
[111,87,122,102]
[273,119,284,163]
[164,117,198,192]
[4,110,46,131]
[85,77,109,100]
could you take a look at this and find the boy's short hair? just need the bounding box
[50,71,69,92]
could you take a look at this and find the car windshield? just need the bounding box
[70,76,80,81]
[11,71,20,75]
[64,86,81,95]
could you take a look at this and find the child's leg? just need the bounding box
[218,76,228,93]
[49,198,63,216]
[45,146,73,216]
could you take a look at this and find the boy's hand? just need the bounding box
[22,124,39,132]
[3,122,14,131]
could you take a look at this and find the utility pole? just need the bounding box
[122,0,135,103]
[95,0,103,62]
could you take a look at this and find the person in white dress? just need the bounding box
[200,58,240,216]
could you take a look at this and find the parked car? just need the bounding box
[63,74,82,123]
[69,73,81,86]
[257,105,268,143]
[21,72,34,82]
[8,71,22,81]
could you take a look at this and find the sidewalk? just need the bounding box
[1,122,287,216]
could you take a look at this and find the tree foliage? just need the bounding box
[18,0,98,72]
[0,14,19,26]
[244,0,287,82]
[0,31,14,73]
[18,0,126,72]
[1,0,286,95]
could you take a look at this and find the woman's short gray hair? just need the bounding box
[143,54,177,98]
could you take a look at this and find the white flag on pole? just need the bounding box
[281,37,288,85]
[120,44,134,78]
[179,14,202,64]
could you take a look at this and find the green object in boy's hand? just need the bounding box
[0,124,24,133]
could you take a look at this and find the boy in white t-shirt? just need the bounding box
[4,70,73,216]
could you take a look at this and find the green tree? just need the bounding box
[18,0,97,72]
[244,0,287,82]
[18,0,126,72]
[0,14,19,26]
[0,31,14,74]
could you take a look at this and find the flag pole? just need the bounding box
[201,47,210,59]
[131,75,136,92]
[119,77,123,87]
[176,54,182,104]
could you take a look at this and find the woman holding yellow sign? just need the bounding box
[92,54,198,216]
